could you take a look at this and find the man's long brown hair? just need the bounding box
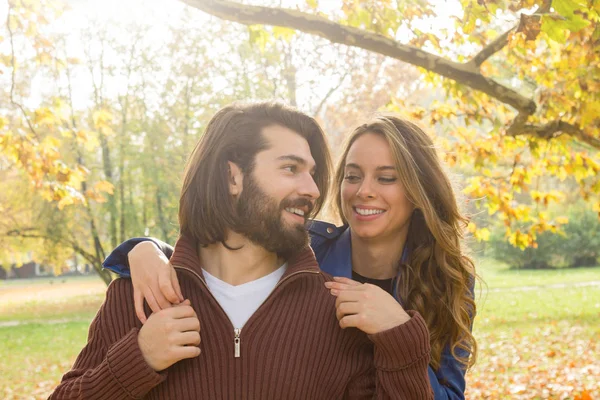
[333,115,478,370]
[179,101,332,247]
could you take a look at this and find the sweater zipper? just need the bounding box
[234,328,241,358]
[173,265,319,359]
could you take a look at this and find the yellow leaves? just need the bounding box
[593,202,600,218]
[0,116,7,130]
[581,100,600,126]
[248,25,270,52]
[69,129,99,151]
[509,229,534,250]
[306,0,318,9]
[94,180,114,195]
[530,190,564,206]
[555,216,569,225]
[429,103,456,123]
[92,109,114,136]
[272,26,296,41]
[85,180,114,204]
[33,108,58,126]
[468,222,491,242]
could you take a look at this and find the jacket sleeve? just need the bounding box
[49,280,166,399]
[102,237,175,278]
[345,311,433,399]
[427,345,468,399]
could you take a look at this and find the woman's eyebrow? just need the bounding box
[345,163,395,171]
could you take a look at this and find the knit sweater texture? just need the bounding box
[50,235,433,399]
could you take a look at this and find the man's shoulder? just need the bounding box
[106,276,135,298]
[99,278,142,335]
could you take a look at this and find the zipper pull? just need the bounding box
[234,328,241,358]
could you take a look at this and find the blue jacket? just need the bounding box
[103,220,468,399]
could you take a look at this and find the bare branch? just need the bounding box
[470,29,514,68]
[182,0,536,114]
[313,70,349,116]
[6,1,38,139]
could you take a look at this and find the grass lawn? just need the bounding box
[0,261,599,399]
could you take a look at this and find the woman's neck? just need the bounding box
[350,230,408,280]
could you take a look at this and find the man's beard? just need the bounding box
[234,174,313,259]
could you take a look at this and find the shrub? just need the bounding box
[487,207,600,269]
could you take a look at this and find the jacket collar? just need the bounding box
[318,226,354,278]
[169,234,320,282]
[316,225,410,280]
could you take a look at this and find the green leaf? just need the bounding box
[550,0,591,32]
[552,0,586,17]
[541,16,569,43]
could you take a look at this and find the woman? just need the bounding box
[104,115,477,399]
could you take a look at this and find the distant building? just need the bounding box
[12,261,52,279]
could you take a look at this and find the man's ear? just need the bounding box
[228,161,243,196]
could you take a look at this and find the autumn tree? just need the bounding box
[182,0,600,248]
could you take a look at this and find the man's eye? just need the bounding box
[283,165,297,173]
[344,175,360,183]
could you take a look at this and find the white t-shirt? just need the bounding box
[202,263,287,329]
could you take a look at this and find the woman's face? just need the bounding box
[341,133,414,241]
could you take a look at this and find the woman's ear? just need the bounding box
[228,161,243,196]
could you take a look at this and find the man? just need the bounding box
[50,102,432,399]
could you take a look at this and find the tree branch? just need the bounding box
[182,0,536,114]
[4,228,113,285]
[313,70,349,116]
[469,2,552,68]
[507,115,600,149]
[6,0,38,139]
[470,29,514,68]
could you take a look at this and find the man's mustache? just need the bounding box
[281,198,314,216]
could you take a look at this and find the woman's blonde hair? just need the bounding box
[333,114,478,370]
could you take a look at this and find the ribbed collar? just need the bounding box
[169,234,320,282]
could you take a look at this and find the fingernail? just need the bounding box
[330,289,339,296]
[324,282,333,287]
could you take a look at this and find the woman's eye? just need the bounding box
[283,165,297,173]
[379,177,397,183]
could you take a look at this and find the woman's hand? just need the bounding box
[128,241,184,323]
[324,277,410,334]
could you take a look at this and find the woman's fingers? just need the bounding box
[144,288,163,314]
[334,290,363,307]
[151,281,174,310]
[134,287,148,324]
[158,266,181,304]
[335,301,361,321]
[171,265,184,302]
[325,281,365,293]
[339,314,361,329]
[332,277,362,286]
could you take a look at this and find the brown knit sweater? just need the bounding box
[50,235,433,399]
